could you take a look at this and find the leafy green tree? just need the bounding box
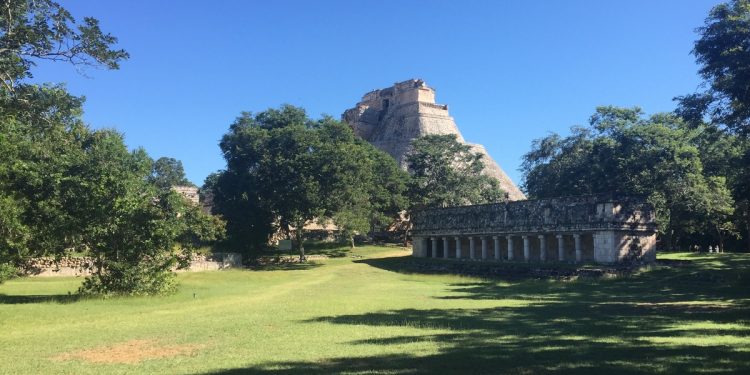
[676,0,750,251]
[215,106,321,259]
[204,168,275,257]
[0,0,128,92]
[149,156,193,190]
[0,1,223,291]
[364,145,410,235]
[701,177,736,252]
[214,105,408,258]
[1,0,128,279]
[522,106,735,250]
[1,101,223,292]
[316,118,408,248]
[0,87,88,262]
[407,134,504,209]
[676,0,750,135]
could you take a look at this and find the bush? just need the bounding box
[78,258,178,296]
[0,263,17,283]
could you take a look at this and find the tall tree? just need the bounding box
[0,1,224,291]
[215,106,322,259]
[522,106,735,251]
[676,0,750,251]
[407,134,505,209]
[149,156,192,190]
[213,105,408,258]
[316,118,408,248]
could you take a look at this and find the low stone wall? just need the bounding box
[179,253,243,272]
[22,253,243,277]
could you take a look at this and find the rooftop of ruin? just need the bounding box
[411,194,656,237]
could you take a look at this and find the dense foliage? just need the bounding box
[675,0,750,252]
[0,0,223,293]
[209,105,408,259]
[522,0,750,252]
[407,134,505,209]
[522,107,736,251]
[0,0,128,92]
[149,157,193,190]
[676,0,750,136]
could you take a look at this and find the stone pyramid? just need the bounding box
[342,79,526,201]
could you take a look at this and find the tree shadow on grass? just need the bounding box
[249,261,323,272]
[262,242,351,259]
[202,254,750,374]
[202,304,750,374]
[0,293,80,304]
[354,255,624,282]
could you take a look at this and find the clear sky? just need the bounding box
[30,0,720,188]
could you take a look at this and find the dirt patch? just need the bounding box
[54,339,204,364]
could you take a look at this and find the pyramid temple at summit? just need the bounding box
[342,79,526,201]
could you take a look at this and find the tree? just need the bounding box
[215,106,322,260]
[522,106,735,251]
[213,105,408,258]
[0,1,224,292]
[676,0,750,251]
[0,0,128,92]
[149,156,192,190]
[700,177,736,252]
[676,0,750,135]
[316,118,408,248]
[407,134,505,209]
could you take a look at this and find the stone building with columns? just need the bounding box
[411,194,657,264]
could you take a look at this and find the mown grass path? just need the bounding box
[1,246,749,374]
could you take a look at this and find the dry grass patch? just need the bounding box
[54,339,204,364]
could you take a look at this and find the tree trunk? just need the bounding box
[350,235,355,249]
[296,226,305,262]
[716,223,724,253]
[664,229,674,252]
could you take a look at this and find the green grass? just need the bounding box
[1,246,749,374]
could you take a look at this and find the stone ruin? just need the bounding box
[172,185,200,205]
[342,79,526,201]
[21,253,243,277]
[411,194,657,264]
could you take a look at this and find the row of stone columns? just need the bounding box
[426,234,584,263]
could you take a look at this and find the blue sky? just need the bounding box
[31,0,720,188]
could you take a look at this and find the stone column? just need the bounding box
[574,234,582,263]
[538,234,547,262]
[481,237,488,260]
[443,237,450,259]
[431,237,438,258]
[523,235,530,262]
[507,236,514,261]
[556,234,565,262]
[469,237,476,260]
[455,236,462,259]
[493,236,501,261]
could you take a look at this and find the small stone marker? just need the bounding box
[279,239,293,251]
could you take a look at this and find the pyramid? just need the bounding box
[342,79,526,201]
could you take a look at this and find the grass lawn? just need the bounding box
[1,246,749,374]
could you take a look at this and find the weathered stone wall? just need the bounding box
[22,253,243,277]
[412,195,655,236]
[411,194,657,264]
[343,79,526,200]
[172,185,200,205]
